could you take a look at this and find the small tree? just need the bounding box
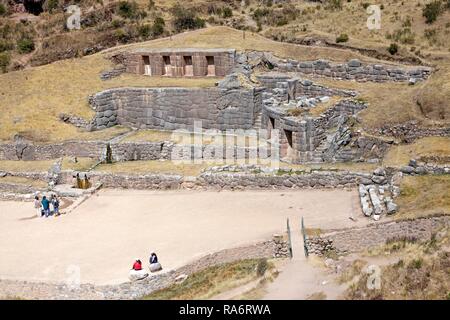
[422,0,442,24]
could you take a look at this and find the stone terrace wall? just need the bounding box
[306,215,449,255]
[89,87,259,131]
[256,73,357,98]
[0,141,105,161]
[273,57,431,82]
[54,166,384,191]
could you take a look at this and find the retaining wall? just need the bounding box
[89,87,259,131]
[306,215,449,255]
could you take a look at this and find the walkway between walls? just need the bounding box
[263,216,346,300]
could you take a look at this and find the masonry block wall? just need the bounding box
[90,87,259,131]
[123,49,236,77]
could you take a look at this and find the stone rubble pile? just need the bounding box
[358,167,398,221]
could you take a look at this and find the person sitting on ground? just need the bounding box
[150,252,158,264]
[52,195,60,216]
[132,259,142,271]
[128,259,148,281]
[149,252,162,272]
[34,196,41,217]
[41,196,50,218]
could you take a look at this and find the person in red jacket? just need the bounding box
[132,259,142,271]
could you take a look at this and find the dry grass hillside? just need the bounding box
[344,227,450,300]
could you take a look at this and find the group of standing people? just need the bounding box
[34,194,60,218]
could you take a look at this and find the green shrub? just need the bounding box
[325,0,343,10]
[0,3,7,16]
[0,52,10,72]
[117,1,144,20]
[222,7,233,18]
[408,258,423,269]
[45,0,59,13]
[362,2,370,9]
[171,4,205,32]
[17,38,35,54]
[422,0,442,24]
[0,40,13,52]
[336,33,349,43]
[138,24,151,38]
[388,43,398,55]
[256,258,268,277]
[114,28,129,42]
[152,17,165,36]
[111,19,125,28]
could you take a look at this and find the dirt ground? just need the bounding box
[0,189,365,285]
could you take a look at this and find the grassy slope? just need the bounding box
[396,175,450,218]
[383,136,450,166]
[143,259,272,300]
[344,228,450,300]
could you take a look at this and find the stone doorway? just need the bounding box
[163,56,171,76]
[281,129,294,158]
[267,116,275,139]
[184,56,193,76]
[206,56,215,76]
[143,56,151,76]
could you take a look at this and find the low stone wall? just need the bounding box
[399,159,450,175]
[374,121,450,141]
[55,166,381,190]
[0,141,105,161]
[197,166,377,189]
[306,215,449,255]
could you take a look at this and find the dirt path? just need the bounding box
[0,188,365,286]
[263,218,346,300]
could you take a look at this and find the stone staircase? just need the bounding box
[310,130,337,163]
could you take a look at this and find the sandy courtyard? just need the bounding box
[0,189,363,285]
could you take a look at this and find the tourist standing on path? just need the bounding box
[41,196,50,218]
[52,195,60,216]
[34,196,41,217]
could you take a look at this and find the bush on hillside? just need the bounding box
[45,0,59,13]
[422,0,442,24]
[0,3,7,16]
[152,17,165,36]
[222,7,233,18]
[336,33,349,43]
[0,52,10,72]
[117,1,145,20]
[171,4,205,32]
[387,43,399,55]
[17,38,35,54]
